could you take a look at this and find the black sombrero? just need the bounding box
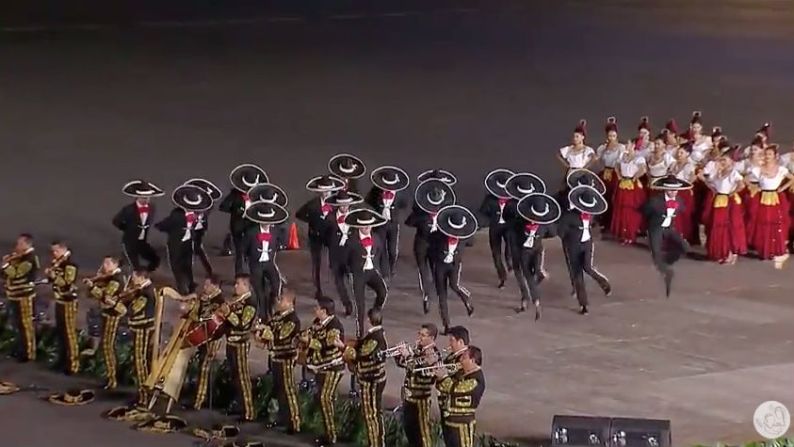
[306,174,346,193]
[436,205,479,239]
[105,404,152,422]
[247,183,288,207]
[0,380,19,395]
[134,414,188,434]
[184,178,223,201]
[568,185,608,215]
[328,153,366,179]
[414,179,456,214]
[505,173,546,199]
[371,166,410,192]
[517,193,562,225]
[172,184,214,212]
[417,169,457,186]
[325,190,364,207]
[344,208,388,228]
[651,174,693,191]
[244,201,289,225]
[484,168,515,199]
[47,389,95,406]
[122,180,165,198]
[566,169,607,195]
[230,164,268,193]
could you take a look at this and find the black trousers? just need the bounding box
[360,380,386,447]
[231,231,246,276]
[403,399,434,447]
[513,247,545,304]
[488,223,513,282]
[413,237,436,300]
[443,420,477,447]
[314,370,344,443]
[434,261,471,328]
[565,240,610,307]
[130,326,154,407]
[648,227,687,276]
[330,250,353,310]
[193,231,213,277]
[272,358,301,431]
[376,222,400,277]
[8,297,36,361]
[250,261,282,320]
[226,341,255,421]
[352,269,388,335]
[167,241,194,295]
[54,299,80,374]
[193,339,221,410]
[308,234,329,297]
[122,239,160,272]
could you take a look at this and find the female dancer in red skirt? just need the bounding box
[750,145,794,268]
[611,141,647,244]
[684,112,712,246]
[646,133,675,186]
[701,149,747,264]
[557,119,596,173]
[634,116,653,159]
[738,144,765,247]
[596,117,625,229]
[669,146,697,242]
[664,119,681,157]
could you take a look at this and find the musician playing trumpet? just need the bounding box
[435,346,486,447]
[46,240,80,375]
[394,323,441,447]
[85,255,125,389]
[2,234,40,362]
[438,326,470,442]
[191,275,225,411]
[223,274,257,422]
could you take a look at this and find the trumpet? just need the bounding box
[412,362,460,375]
[379,341,414,360]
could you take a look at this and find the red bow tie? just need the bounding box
[337,214,346,224]
[137,205,149,214]
[257,232,272,243]
[185,212,196,224]
[498,198,509,207]
[242,193,250,202]
[361,236,373,247]
[321,203,331,214]
[665,200,677,209]
[525,223,539,232]
[448,236,459,245]
[382,191,395,200]
[581,213,591,222]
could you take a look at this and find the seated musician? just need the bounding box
[192,275,225,411]
[85,256,125,390]
[395,323,441,447]
[435,346,486,447]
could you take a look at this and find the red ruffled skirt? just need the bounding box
[742,184,761,248]
[673,189,696,242]
[705,193,747,262]
[600,167,618,228]
[751,190,790,259]
[609,178,646,243]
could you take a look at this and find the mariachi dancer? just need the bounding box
[219,164,268,275]
[366,166,411,279]
[45,240,80,374]
[610,141,647,244]
[417,168,457,186]
[564,168,607,212]
[243,201,289,319]
[347,308,388,447]
[155,184,213,294]
[295,175,346,298]
[511,193,561,318]
[2,234,40,362]
[112,180,164,272]
[248,182,291,253]
[431,205,478,333]
[557,119,596,173]
[557,185,612,315]
[329,153,366,193]
[406,178,457,315]
[478,168,516,289]
[85,256,125,389]
[642,175,693,297]
[183,178,223,277]
[324,190,364,316]
[595,116,625,229]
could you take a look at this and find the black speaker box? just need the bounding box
[551,415,611,446]
[609,417,671,447]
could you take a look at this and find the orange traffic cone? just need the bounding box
[287,222,300,250]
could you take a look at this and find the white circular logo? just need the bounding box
[754,401,791,440]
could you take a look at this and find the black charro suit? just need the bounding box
[113,202,160,272]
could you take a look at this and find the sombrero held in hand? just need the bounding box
[651,174,693,191]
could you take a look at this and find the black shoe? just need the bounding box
[579,305,589,315]
[664,270,674,298]
[516,299,527,313]
[343,304,353,317]
[464,300,474,317]
[534,301,541,321]
[220,249,233,257]
[422,296,429,314]
[602,283,612,297]
[497,280,505,289]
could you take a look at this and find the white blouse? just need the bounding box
[671,161,696,182]
[709,170,743,195]
[619,154,646,178]
[736,160,762,182]
[560,145,595,169]
[635,140,654,159]
[596,143,625,168]
[646,153,674,177]
[752,165,790,190]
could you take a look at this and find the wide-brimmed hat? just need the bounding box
[329,153,366,179]
[244,201,289,224]
[417,169,457,186]
[371,166,410,192]
[344,208,387,228]
[414,179,456,213]
[230,164,268,193]
[47,389,95,406]
[566,168,607,195]
[183,178,222,201]
[484,168,514,199]
[122,180,164,198]
[517,193,562,225]
[505,173,546,199]
[568,185,608,215]
[325,190,364,207]
[193,424,241,441]
[306,174,346,193]
[247,183,288,207]
[105,404,152,422]
[0,381,19,395]
[651,175,693,191]
[436,205,479,239]
[135,414,188,434]
[172,184,214,212]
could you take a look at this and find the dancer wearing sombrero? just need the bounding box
[642,175,692,297]
[183,178,223,277]
[510,193,561,319]
[431,205,477,333]
[366,166,411,279]
[558,185,612,315]
[242,201,289,319]
[329,153,366,194]
[325,190,364,317]
[296,175,346,299]
[155,184,214,295]
[406,178,456,314]
[219,164,268,275]
[113,180,164,272]
[478,169,516,289]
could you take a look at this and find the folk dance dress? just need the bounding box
[596,142,625,227]
[704,170,747,263]
[737,158,763,246]
[559,145,596,171]
[750,165,791,261]
[610,153,647,244]
[645,151,674,192]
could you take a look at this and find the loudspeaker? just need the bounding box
[609,418,671,447]
[551,415,611,446]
